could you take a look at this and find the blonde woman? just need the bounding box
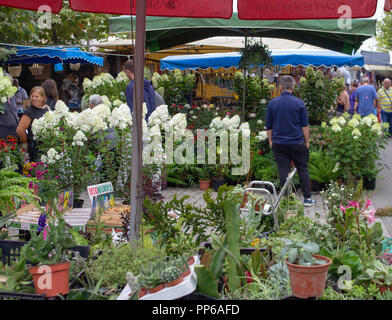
[16,86,50,162]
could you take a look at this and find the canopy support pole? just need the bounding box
[242,32,248,122]
[129,0,146,241]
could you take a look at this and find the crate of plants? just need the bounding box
[86,205,129,234]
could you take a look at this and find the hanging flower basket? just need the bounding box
[29,64,45,76]
[8,64,22,78]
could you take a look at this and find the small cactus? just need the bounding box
[162,264,182,283]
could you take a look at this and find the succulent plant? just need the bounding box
[138,263,163,289]
[162,264,182,283]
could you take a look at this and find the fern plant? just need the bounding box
[308,148,339,184]
[0,166,40,215]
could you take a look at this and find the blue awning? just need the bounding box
[160,50,364,71]
[4,46,104,66]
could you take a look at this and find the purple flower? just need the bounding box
[38,213,47,233]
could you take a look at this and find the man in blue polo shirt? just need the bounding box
[353,78,378,117]
[266,75,316,206]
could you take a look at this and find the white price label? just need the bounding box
[20,222,30,230]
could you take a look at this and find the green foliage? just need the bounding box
[320,243,363,280]
[238,40,272,71]
[308,148,339,184]
[323,113,388,180]
[358,259,392,286]
[376,12,392,51]
[251,151,280,187]
[233,72,273,119]
[89,243,165,290]
[138,261,165,289]
[224,197,241,291]
[152,69,195,105]
[0,256,34,294]
[0,167,40,216]
[21,216,75,266]
[162,263,182,283]
[278,236,326,266]
[66,252,108,300]
[296,67,343,123]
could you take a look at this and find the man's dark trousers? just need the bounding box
[272,142,311,199]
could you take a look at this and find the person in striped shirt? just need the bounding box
[377,78,392,137]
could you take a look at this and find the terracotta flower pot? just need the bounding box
[165,275,184,288]
[29,261,70,298]
[199,180,211,191]
[285,255,332,298]
[146,283,165,294]
[138,287,147,298]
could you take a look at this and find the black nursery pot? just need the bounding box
[364,177,376,191]
[311,180,320,192]
[211,178,225,192]
[73,199,84,208]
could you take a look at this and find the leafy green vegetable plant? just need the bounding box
[279,237,326,266]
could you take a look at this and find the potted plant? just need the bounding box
[20,213,76,298]
[211,164,228,192]
[198,165,212,191]
[162,262,183,288]
[279,237,332,298]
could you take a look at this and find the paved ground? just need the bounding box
[367,139,392,237]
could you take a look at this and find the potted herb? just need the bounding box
[21,213,76,298]
[279,237,331,298]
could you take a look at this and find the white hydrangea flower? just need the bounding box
[331,124,342,133]
[351,128,361,139]
[72,130,88,146]
[337,117,346,126]
[348,118,359,128]
[256,131,268,141]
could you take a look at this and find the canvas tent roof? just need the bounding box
[108,13,376,54]
[160,50,365,71]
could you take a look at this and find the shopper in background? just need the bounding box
[378,78,392,137]
[353,78,378,117]
[12,78,28,118]
[16,86,50,162]
[0,73,19,140]
[41,79,59,111]
[123,59,156,120]
[336,83,350,115]
[89,94,104,109]
[349,81,359,115]
[266,75,317,207]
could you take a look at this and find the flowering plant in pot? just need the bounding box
[20,211,76,298]
[279,236,331,298]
